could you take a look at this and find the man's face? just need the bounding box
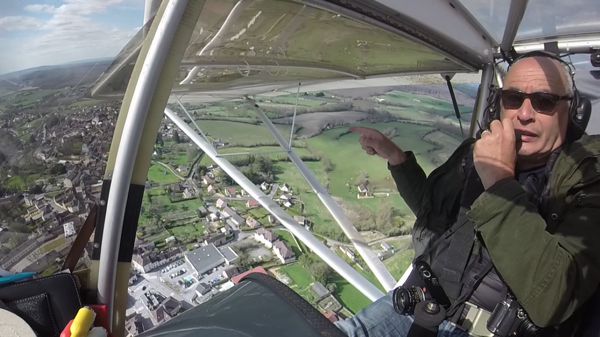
[501,57,571,168]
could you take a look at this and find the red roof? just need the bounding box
[231,266,269,284]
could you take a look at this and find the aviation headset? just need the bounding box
[486,50,591,142]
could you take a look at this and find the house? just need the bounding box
[126,313,153,336]
[195,282,211,296]
[216,198,227,209]
[218,246,239,265]
[357,184,372,198]
[311,282,331,301]
[185,244,227,277]
[272,240,296,264]
[279,183,292,193]
[162,297,184,319]
[259,181,270,191]
[221,266,241,280]
[207,212,219,221]
[165,236,176,245]
[221,207,244,227]
[282,201,293,208]
[201,175,214,186]
[224,187,237,197]
[338,246,356,262]
[203,229,234,247]
[63,222,76,237]
[279,193,292,201]
[380,242,394,252]
[197,206,208,217]
[245,199,259,209]
[294,216,312,230]
[254,228,278,248]
[246,216,261,229]
[377,250,393,261]
[207,185,216,194]
[131,247,182,273]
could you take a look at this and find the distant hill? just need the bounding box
[0,59,113,94]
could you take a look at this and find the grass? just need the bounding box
[331,275,373,314]
[384,249,415,280]
[169,223,205,240]
[194,120,291,147]
[39,236,66,255]
[281,263,313,289]
[147,164,182,184]
[378,91,472,119]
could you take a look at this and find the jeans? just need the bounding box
[335,292,470,337]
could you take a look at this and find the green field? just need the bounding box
[377,90,472,119]
[147,164,182,184]
[331,275,373,314]
[384,249,415,280]
[194,120,292,146]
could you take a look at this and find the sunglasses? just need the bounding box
[500,89,572,113]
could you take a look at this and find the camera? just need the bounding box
[487,296,541,337]
[393,285,428,315]
[393,261,450,315]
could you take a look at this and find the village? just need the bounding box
[0,98,404,336]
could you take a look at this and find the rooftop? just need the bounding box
[185,243,226,276]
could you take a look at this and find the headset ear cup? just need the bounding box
[567,92,592,141]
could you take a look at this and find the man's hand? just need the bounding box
[350,127,407,166]
[473,119,517,190]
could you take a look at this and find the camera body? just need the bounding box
[393,285,428,315]
[392,261,450,315]
[487,296,541,337]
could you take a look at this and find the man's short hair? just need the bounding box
[510,54,575,97]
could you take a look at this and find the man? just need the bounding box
[336,54,600,337]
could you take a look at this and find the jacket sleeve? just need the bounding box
[467,178,600,327]
[388,151,427,215]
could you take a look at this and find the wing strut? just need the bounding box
[164,107,386,301]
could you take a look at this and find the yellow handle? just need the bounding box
[70,307,96,337]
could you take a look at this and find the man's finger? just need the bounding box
[501,118,515,139]
[489,119,503,135]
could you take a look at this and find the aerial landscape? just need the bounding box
[0,60,475,334]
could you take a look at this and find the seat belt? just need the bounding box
[62,204,98,272]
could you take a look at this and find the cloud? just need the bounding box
[24,4,57,14]
[0,16,44,31]
[1,0,142,74]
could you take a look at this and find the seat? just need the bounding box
[138,272,346,337]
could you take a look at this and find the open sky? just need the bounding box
[0,0,144,75]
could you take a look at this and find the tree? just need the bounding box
[322,157,334,172]
[376,202,394,227]
[355,171,369,187]
[237,253,254,269]
[49,163,67,175]
[300,253,334,284]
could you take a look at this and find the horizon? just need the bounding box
[0,0,144,75]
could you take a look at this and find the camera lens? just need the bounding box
[393,286,426,315]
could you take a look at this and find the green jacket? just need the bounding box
[390,135,600,327]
